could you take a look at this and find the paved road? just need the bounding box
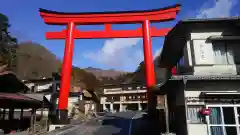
[46,111,148,135]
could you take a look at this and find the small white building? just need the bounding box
[100,83,166,113]
[100,84,148,112]
[158,17,240,135]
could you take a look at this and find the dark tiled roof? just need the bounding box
[0,73,29,93]
[39,4,180,15]
[170,75,240,81]
[156,75,240,88]
[0,93,40,101]
[182,17,240,23]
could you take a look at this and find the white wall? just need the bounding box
[103,86,146,95]
[24,82,53,92]
[188,124,208,135]
[185,91,208,135]
[182,31,238,75]
[185,91,201,97]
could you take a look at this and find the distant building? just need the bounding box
[0,72,45,134]
[100,83,165,112]
[23,75,100,122]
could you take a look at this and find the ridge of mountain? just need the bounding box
[15,42,134,89]
[84,67,128,79]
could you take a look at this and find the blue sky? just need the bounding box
[0,0,239,71]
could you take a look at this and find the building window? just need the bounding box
[187,105,204,124]
[177,56,184,66]
[212,42,240,65]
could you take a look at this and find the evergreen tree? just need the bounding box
[0,13,18,72]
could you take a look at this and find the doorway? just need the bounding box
[206,105,240,135]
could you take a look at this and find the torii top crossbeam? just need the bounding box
[40,4,180,24]
[40,4,180,39]
[39,4,180,125]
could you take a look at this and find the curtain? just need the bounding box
[213,43,228,64]
[227,43,240,64]
[209,107,224,135]
[187,106,202,123]
[226,45,235,64]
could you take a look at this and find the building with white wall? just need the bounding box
[100,83,166,113]
[158,17,240,135]
[100,84,148,112]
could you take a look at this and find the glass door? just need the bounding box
[206,105,240,135]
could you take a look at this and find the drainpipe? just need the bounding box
[183,78,189,135]
[164,94,169,133]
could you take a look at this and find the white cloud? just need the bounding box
[153,48,162,59]
[84,38,143,70]
[84,0,238,71]
[197,0,237,18]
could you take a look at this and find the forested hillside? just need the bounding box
[0,13,134,92]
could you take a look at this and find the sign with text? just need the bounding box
[193,40,214,65]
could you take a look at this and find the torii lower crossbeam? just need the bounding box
[45,26,171,39]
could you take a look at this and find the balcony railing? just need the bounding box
[104,89,146,94]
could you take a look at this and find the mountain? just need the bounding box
[84,67,127,79]
[126,52,170,84]
[12,41,134,89]
[16,41,61,79]
[15,42,100,90]
[0,14,102,92]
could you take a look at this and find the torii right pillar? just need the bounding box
[142,20,157,113]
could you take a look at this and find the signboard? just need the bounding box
[186,97,240,103]
[193,40,214,65]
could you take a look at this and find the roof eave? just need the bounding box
[159,21,187,68]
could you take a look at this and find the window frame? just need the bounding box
[212,41,231,65]
[212,41,240,65]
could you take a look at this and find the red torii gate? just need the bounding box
[39,4,180,123]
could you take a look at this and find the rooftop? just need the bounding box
[159,17,240,68]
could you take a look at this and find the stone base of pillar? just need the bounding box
[120,104,123,112]
[110,104,114,112]
[138,103,142,111]
[51,109,70,125]
[103,104,107,111]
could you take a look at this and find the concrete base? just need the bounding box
[49,125,66,131]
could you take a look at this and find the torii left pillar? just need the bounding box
[55,22,75,124]
[39,5,180,124]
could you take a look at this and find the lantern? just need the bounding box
[171,66,177,75]
[200,108,211,115]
